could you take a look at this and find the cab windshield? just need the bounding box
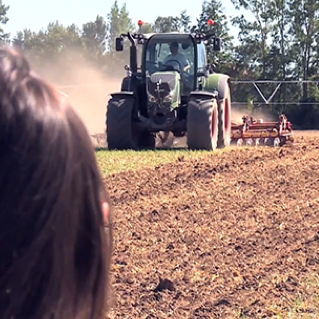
[144,35,196,94]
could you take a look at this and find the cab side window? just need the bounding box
[197,43,206,73]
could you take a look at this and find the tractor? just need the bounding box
[106,19,232,150]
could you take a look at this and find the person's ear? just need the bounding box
[102,202,110,224]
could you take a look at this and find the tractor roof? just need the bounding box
[139,32,193,40]
[140,32,192,39]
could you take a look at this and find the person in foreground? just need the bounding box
[0,46,113,319]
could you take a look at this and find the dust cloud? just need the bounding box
[31,50,123,135]
[231,105,277,123]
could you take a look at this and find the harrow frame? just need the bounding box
[231,114,294,147]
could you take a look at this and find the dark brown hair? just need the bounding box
[0,46,112,319]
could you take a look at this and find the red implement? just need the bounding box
[231,114,294,147]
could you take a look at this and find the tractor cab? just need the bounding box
[143,33,198,99]
[141,33,214,122]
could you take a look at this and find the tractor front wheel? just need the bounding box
[106,94,156,150]
[187,95,219,150]
[106,95,137,150]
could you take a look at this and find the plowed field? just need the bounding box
[105,133,319,318]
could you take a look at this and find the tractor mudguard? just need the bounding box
[109,91,134,99]
[188,90,218,99]
[204,73,230,99]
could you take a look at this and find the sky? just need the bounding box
[4,0,248,39]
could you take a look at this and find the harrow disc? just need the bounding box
[237,138,243,147]
[255,138,260,146]
[245,138,253,146]
[273,137,280,147]
[230,136,290,148]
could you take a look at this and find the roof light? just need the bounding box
[138,20,144,26]
[207,19,215,25]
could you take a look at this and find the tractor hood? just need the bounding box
[147,71,181,109]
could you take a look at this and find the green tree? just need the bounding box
[267,0,290,107]
[269,0,289,80]
[106,0,134,54]
[197,0,235,69]
[180,10,192,32]
[231,0,272,79]
[0,3,9,42]
[82,15,108,63]
[12,29,47,65]
[287,0,319,100]
[105,0,134,73]
[139,22,154,33]
[153,16,180,33]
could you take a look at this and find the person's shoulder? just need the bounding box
[178,53,188,62]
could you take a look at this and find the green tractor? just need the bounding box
[106,20,232,150]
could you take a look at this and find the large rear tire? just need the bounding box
[106,94,137,150]
[217,82,232,148]
[187,94,219,150]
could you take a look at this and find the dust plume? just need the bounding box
[30,50,123,135]
[231,104,277,123]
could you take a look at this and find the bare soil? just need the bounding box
[105,135,319,318]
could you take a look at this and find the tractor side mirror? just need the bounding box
[115,37,124,51]
[213,37,221,51]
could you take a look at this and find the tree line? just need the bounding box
[1,0,319,128]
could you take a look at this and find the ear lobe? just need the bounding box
[102,202,110,224]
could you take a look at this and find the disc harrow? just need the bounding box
[231,114,294,147]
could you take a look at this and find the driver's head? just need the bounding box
[169,42,179,55]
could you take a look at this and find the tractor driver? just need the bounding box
[163,42,190,73]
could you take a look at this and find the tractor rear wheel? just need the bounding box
[217,82,232,148]
[106,95,137,150]
[187,95,219,150]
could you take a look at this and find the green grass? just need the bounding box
[95,148,233,176]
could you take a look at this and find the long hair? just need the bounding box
[0,46,112,319]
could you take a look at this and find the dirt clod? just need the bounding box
[154,277,175,292]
